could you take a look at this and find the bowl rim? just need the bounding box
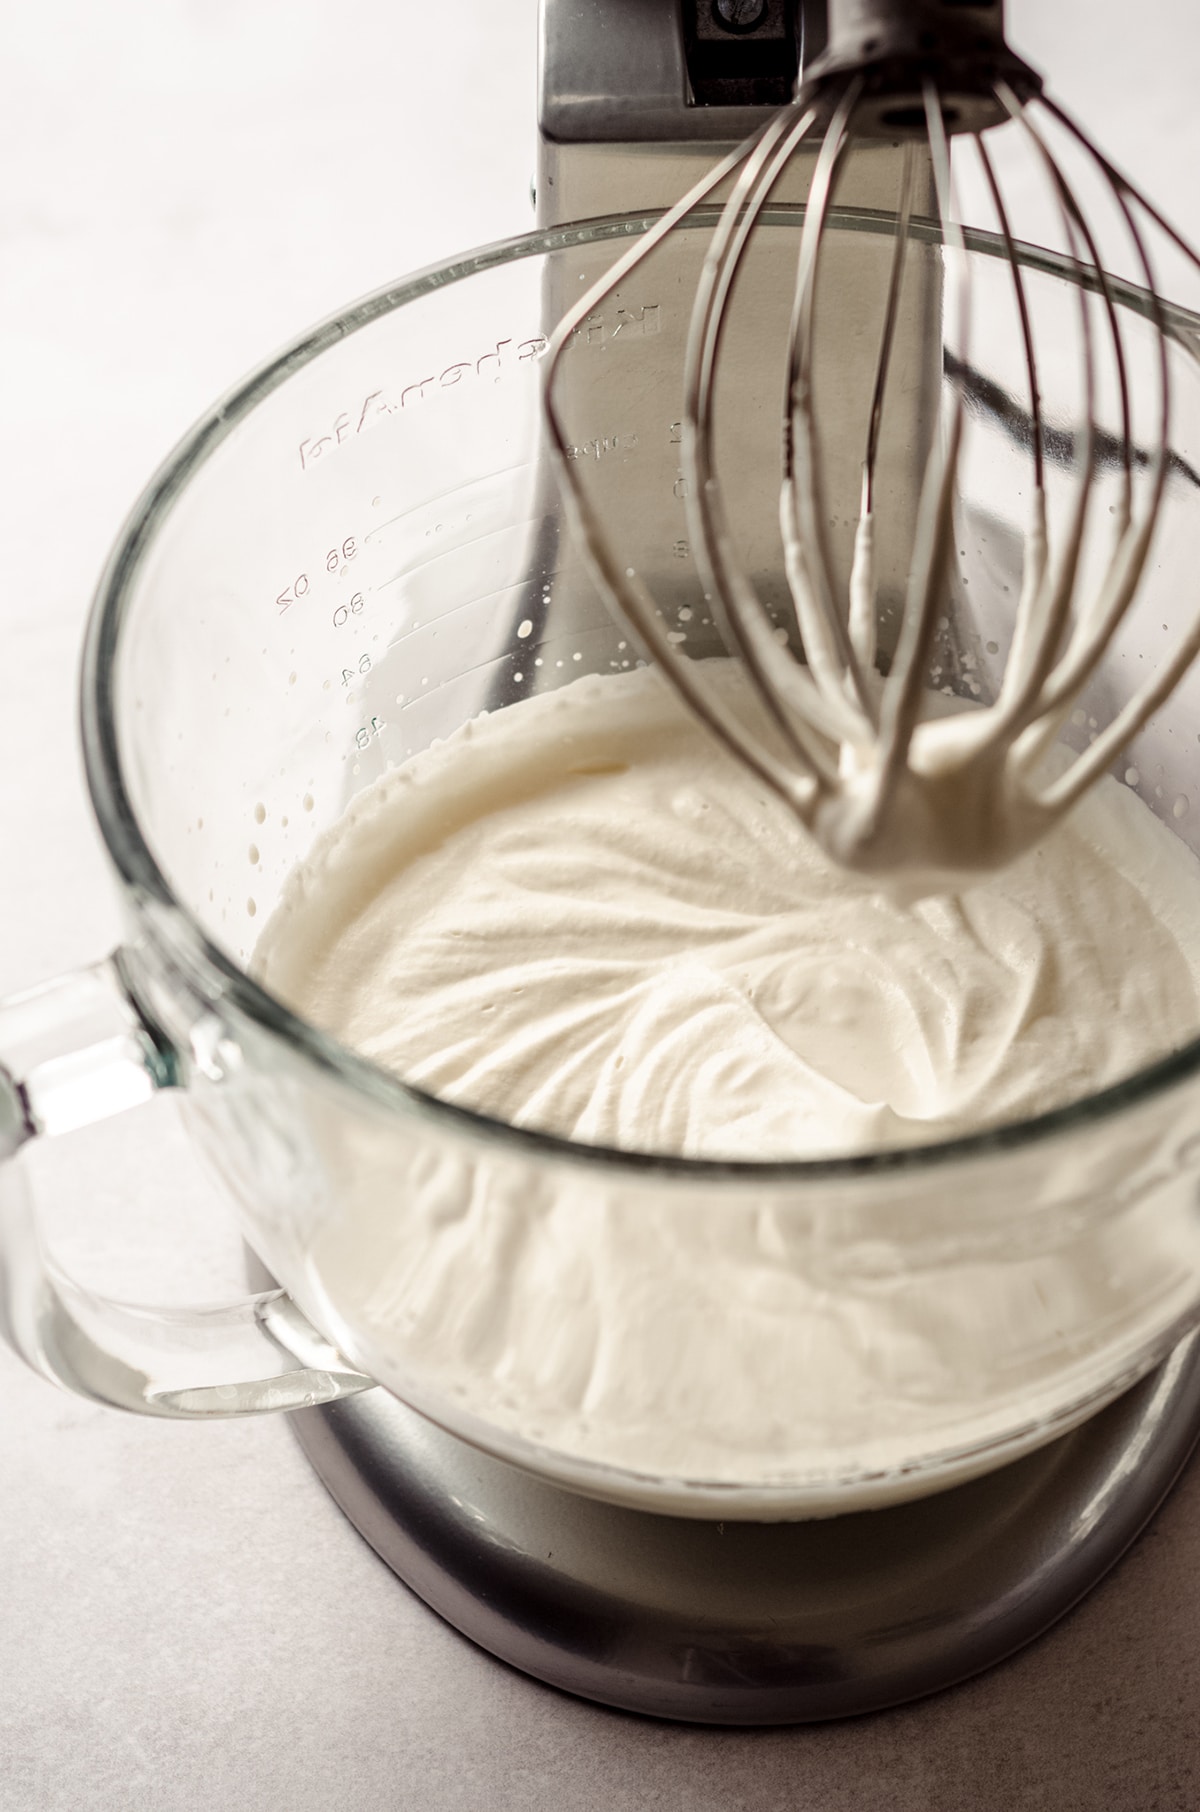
[79,206,1200,1185]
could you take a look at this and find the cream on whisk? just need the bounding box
[256,665,1200,1159]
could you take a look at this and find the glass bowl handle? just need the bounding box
[0,957,374,1416]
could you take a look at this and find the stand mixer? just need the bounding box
[259,0,1200,1718]
[4,0,1200,1728]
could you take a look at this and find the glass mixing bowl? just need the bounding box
[4,211,1200,1520]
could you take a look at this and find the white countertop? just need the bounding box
[4,3,1200,1805]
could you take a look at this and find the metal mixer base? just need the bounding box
[286,1331,1200,1723]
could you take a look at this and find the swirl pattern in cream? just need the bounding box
[257,665,1200,1159]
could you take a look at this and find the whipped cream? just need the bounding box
[257,664,1200,1159]
[252,665,1200,1513]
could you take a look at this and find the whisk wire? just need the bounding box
[780,77,878,728]
[962,120,1053,764]
[1008,96,1175,791]
[980,81,1103,770]
[684,101,850,777]
[1038,144,1188,812]
[975,133,1044,491]
[873,83,969,800]
[844,141,920,684]
[862,143,919,516]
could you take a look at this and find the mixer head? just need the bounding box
[543,0,1200,889]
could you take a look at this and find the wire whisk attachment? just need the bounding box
[545,0,1200,888]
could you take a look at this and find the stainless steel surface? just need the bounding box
[537,0,823,221]
[285,1327,1200,1723]
[538,0,800,149]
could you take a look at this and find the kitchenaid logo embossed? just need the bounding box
[297,335,546,471]
[296,303,661,472]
